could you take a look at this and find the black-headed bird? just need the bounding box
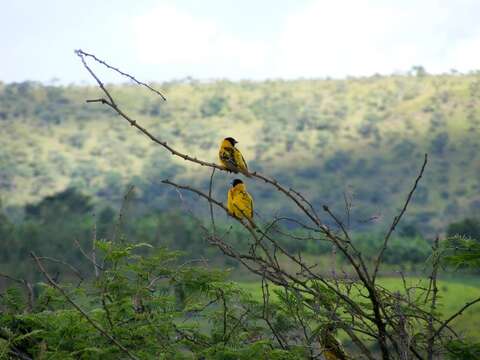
[227,179,254,225]
[219,137,250,177]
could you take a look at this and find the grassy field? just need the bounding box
[238,276,480,341]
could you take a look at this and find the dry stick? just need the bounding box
[75,49,166,101]
[34,256,83,283]
[208,168,216,235]
[373,153,428,282]
[30,252,139,360]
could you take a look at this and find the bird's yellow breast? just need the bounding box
[227,184,253,220]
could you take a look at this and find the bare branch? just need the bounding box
[75,49,166,100]
[34,256,84,283]
[208,168,216,235]
[432,296,480,340]
[373,153,428,281]
[74,238,104,272]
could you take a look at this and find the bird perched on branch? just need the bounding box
[227,179,254,225]
[219,137,251,177]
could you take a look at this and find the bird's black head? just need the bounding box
[225,137,238,146]
[231,179,243,187]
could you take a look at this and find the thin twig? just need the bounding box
[208,168,216,235]
[432,296,480,340]
[75,49,166,100]
[34,256,83,283]
[373,153,428,281]
[74,238,104,272]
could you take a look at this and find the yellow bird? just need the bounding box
[219,137,251,177]
[227,179,254,224]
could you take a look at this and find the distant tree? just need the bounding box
[200,95,228,117]
[411,65,427,77]
[25,188,92,220]
[447,218,480,242]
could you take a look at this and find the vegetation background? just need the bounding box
[1,70,480,354]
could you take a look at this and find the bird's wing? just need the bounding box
[248,193,254,219]
[227,189,234,215]
[233,148,248,171]
[220,148,238,169]
[240,152,248,171]
[239,191,253,220]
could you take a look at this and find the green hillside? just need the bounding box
[1,73,480,232]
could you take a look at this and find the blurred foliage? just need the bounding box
[447,218,480,242]
[0,189,461,282]
[0,239,305,359]
[446,340,480,360]
[441,230,480,358]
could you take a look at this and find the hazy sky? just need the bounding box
[1,0,480,84]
